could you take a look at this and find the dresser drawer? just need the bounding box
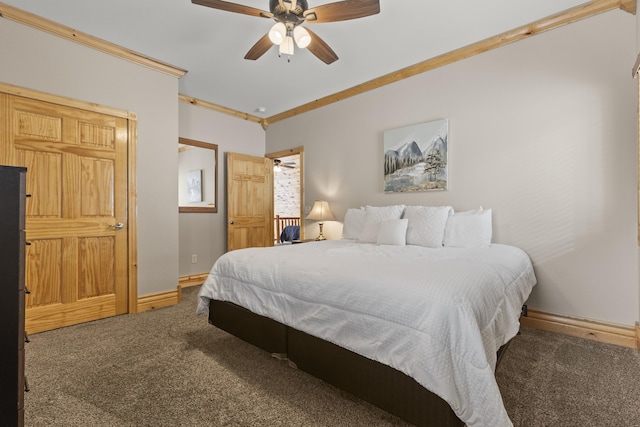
[17,348,24,410]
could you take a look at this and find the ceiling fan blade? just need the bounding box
[304,28,338,65]
[192,0,273,18]
[304,0,379,23]
[244,33,273,60]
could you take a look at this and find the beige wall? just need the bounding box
[636,0,640,334]
[266,10,639,326]
[0,19,180,297]
[3,7,637,325]
[178,102,265,276]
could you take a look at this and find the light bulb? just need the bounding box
[268,22,286,45]
[293,26,311,49]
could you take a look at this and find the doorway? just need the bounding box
[267,147,304,243]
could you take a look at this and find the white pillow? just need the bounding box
[359,205,405,243]
[376,219,408,246]
[341,207,366,240]
[403,205,453,248]
[443,209,492,248]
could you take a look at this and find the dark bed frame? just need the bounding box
[209,299,510,427]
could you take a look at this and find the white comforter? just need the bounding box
[197,240,536,427]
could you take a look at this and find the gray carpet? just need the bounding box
[24,286,640,426]
[497,325,640,426]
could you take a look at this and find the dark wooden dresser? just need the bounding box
[0,165,27,427]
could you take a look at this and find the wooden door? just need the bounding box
[227,152,273,251]
[0,93,130,333]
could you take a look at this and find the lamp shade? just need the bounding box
[306,200,335,222]
[268,22,286,45]
[293,26,311,49]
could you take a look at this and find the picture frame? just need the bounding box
[186,169,202,203]
[383,119,448,193]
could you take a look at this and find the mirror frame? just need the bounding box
[178,137,218,213]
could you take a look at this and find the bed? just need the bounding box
[197,230,536,426]
[274,215,301,243]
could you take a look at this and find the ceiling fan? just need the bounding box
[274,158,296,171]
[192,0,381,64]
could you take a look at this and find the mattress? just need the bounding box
[198,240,536,427]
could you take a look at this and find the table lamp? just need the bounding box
[306,200,335,241]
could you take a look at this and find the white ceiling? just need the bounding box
[3,0,589,117]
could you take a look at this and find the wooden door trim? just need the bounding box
[266,146,304,240]
[127,119,138,313]
[0,82,137,120]
[0,82,139,314]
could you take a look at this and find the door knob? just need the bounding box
[110,222,125,230]
[230,221,235,225]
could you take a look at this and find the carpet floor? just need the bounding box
[24,286,640,426]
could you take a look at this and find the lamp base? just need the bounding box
[315,222,326,241]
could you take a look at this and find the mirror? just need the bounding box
[178,137,218,213]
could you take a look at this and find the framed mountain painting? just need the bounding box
[383,119,448,193]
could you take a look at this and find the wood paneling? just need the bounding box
[78,236,115,299]
[15,110,61,141]
[80,158,114,217]
[25,239,62,307]
[25,295,117,334]
[15,150,61,218]
[79,122,115,148]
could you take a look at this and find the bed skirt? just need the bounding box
[209,299,467,427]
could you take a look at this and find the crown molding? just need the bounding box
[0,2,187,78]
[2,0,634,126]
[179,94,268,129]
[266,0,635,125]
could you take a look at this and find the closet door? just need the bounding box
[1,93,130,333]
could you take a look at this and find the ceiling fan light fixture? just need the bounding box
[268,22,286,45]
[293,26,311,49]
[279,35,294,55]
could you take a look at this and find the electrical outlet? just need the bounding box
[191,254,197,264]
